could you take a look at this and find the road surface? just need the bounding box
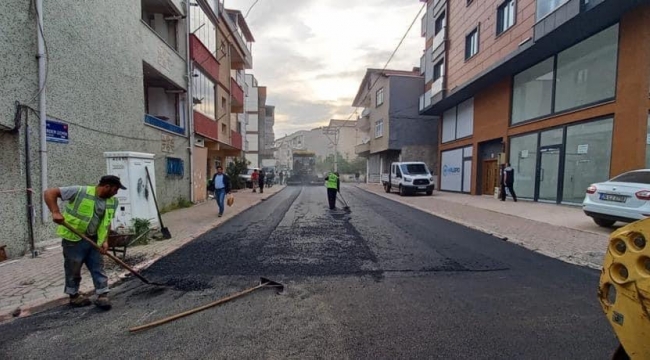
[0,186,616,359]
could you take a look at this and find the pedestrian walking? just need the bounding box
[501,162,518,202]
[355,171,360,184]
[212,166,231,217]
[43,175,126,310]
[259,169,266,194]
[325,171,340,210]
[279,171,284,185]
[251,169,259,193]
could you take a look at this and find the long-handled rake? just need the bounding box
[337,192,351,212]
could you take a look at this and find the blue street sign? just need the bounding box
[46,119,69,144]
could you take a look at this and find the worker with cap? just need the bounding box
[325,171,340,210]
[43,175,126,310]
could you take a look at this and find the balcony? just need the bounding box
[140,0,186,87]
[231,130,243,150]
[224,10,254,70]
[358,116,370,132]
[432,77,443,97]
[194,111,218,141]
[432,26,446,53]
[143,62,185,135]
[190,34,220,81]
[230,77,245,112]
[355,142,370,156]
[361,108,371,118]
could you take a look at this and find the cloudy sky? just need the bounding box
[225,0,426,138]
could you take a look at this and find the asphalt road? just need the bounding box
[0,185,617,359]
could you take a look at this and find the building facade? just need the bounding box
[0,0,193,258]
[261,105,276,164]
[189,2,253,202]
[354,68,439,183]
[244,74,267,168]
[419,0,650,204]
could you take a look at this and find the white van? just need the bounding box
[381,162,435,196]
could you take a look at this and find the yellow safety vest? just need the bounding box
[325,173,338,189]
[56,186,117,245]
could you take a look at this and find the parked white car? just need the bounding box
[582,169,650,227]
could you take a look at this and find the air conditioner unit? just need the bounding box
[195,138,205,147]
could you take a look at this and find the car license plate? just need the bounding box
[600,193,627,203]
[418,186,426,190]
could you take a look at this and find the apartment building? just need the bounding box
[0,0,192,258]
[189,1,253,202]
[244,74,267,168]
[419,0,650,205]
[354,68,439,183]
[261,105,276,163]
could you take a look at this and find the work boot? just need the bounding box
[94,294,112,310]
[69,294,91,307]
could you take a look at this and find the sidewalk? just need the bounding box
[0,185,285,322]
[356,183,612,270]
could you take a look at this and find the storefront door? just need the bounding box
[536,146,562,202]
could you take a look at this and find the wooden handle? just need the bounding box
[61,222,151,285]
[129,284,266,333]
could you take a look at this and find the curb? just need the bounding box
[355,185,603,271]
[0,187,287,325]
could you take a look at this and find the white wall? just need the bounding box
[147,87,178,124]
[247,134,259,151]
[247,114,258,132]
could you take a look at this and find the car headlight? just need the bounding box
[404,177,412,182]
[429,177,433,182]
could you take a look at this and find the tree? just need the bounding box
[226,157,250,189]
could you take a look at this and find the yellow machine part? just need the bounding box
[599,218,650,359]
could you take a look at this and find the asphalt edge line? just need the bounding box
[354,185,603,271]
[0,186,287,324]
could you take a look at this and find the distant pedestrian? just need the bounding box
[501,163,517,202]
[325,171,340,210]
[355,171,360,184]
[212,166,231,218]
[259,169,265,193]
[251,169,259,192]
[279,171,284,185]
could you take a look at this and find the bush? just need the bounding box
[227,157,250,190]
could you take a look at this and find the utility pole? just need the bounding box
[322,126,339,172]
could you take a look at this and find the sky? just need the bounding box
[225,0,426,138]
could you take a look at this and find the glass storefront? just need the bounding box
[646,114,650,169]
[562,118,613,204]
[509,133,538,199]
[508,117,614,204]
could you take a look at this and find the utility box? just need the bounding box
[104,152,159,231]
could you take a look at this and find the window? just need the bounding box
[189,3,217,54]
[433,59,444,81]
[511,25,619,124]
[497,0,516,35]
[401,164,429,175]
[554,24,618,112]
[192,69,216,119]
[511,57,554,124]
[611,170,650,185]
[435,12,446,35]
[537,0,569,21]
[562,118,613,204]
[221,96,227,109]
[221,123,227,133]
[465,27,479,60]
[166,157,184,177]
[442,97,474,143]
[376,88,384,107]
[467,0,474,5]
[375,119,384,138]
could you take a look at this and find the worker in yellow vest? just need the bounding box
[325,171,340,210]
[43,175,125,310]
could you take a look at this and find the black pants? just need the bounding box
[259,180,264,193]
[327,188,337,209]
[501,183,517,201]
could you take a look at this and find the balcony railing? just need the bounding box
[193,111,218,141]
[190,34,219,80]
[432,26,446,53]
[432,77,444,97]
[355,142,370,155]
[144,114,185,136]
[231,130,243,150]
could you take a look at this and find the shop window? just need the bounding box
[509,133,538,199]
[442,98,474,143]
[442,107,457,143]
[555,24,618,112]
[441,148,463,192]
[646,114,650,168]
[562,118,613,204]
[540,128,563,147]
[512,57,554,124]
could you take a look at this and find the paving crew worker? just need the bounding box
[43,175,126,310]
[325,171,340,210]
